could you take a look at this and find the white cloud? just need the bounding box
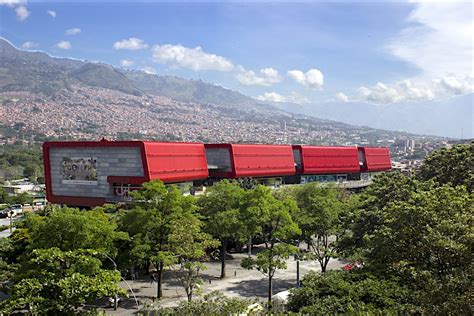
[0,0,25,7]
[288,69,324,89]
[21,41,38,49]
[65,28,81,36]
[236,67,282,86]
[113,37,148,50]
[55,41,71,50]
[436,75,474,95]
[353,2,474,105]
[47,10,56,18]
[15,5,29,21]
[152,44,234,72]
[142,67,157,75]
[256,91,310,104]
[356,75,474,105]
[120,59,134,67]
[336,92,349,102]
[389,2,473,78]
[357,80,435,104]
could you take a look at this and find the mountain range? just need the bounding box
[273,94,473,139]
[0,38,447,147]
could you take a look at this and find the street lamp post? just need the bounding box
[104,254,139,310]
[294,242,302,288]
[8,210,13,234]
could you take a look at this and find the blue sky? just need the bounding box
[1,1,472,105]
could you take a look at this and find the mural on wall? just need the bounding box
[62,157,98,185]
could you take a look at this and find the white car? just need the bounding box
[9,205,23,217]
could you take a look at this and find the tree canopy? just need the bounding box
[417,141,473,191]
[118,180,198,298]
[1,248,123,314]
[241,187,301,302]
[198,180,245,278]
[26,207,126,256]
[290,184,355,272]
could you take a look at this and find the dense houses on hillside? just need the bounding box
[0,87,451,168]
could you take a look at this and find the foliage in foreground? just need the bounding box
[288,270,418,314]
[140,291,257,316]
[289,144,473,314]
[417,141,473,191]
[0,248,123,314]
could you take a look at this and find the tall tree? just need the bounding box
[168,214,219,301]
[198,180,244,278]
[339,172,418,254]
[292,184,354,272]
[240,186,274,257]
[119,180,196,299]
[241,194,301,302]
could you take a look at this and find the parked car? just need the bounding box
[8,204,23,217]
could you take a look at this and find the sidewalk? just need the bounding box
[99,250,344,315]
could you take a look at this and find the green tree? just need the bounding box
[10,192,33,205]
[339,172,417,254]
[241,193,301,302]
[343,173,473,314]
[119,180,197,298]
[417,142,474,191]
[26,207,126,256]
[0,248,123,314]
[240,185,275,257]
[0,187,9,204]
[198,180,244,278]
[0,238,18,293]
[291,184,353,272]
[168,214,219,301]
[141,291,256,315]
[287,270,416,314]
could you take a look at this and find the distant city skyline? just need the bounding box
[1,0,473,106]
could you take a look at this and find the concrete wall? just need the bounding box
[49,147,144,199]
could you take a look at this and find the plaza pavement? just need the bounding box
[99,248,345,315]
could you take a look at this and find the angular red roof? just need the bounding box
[43,140,209,206]
[294,145,360,174]
[141,141,208,183]
[359,147,392,172]
[205,143,296,178]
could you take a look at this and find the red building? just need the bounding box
[43,139,208,207]
[43,140,392,207]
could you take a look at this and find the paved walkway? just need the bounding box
[99,249,344,315]
[0,216,19,238]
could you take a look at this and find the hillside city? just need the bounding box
[0,85,452,176]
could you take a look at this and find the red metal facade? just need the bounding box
[142,141,208,183]
[294,145,360,175]
[359,147,392,172]
[43,140,392,207]
[43,140,208,206]
[206,143,296,178]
